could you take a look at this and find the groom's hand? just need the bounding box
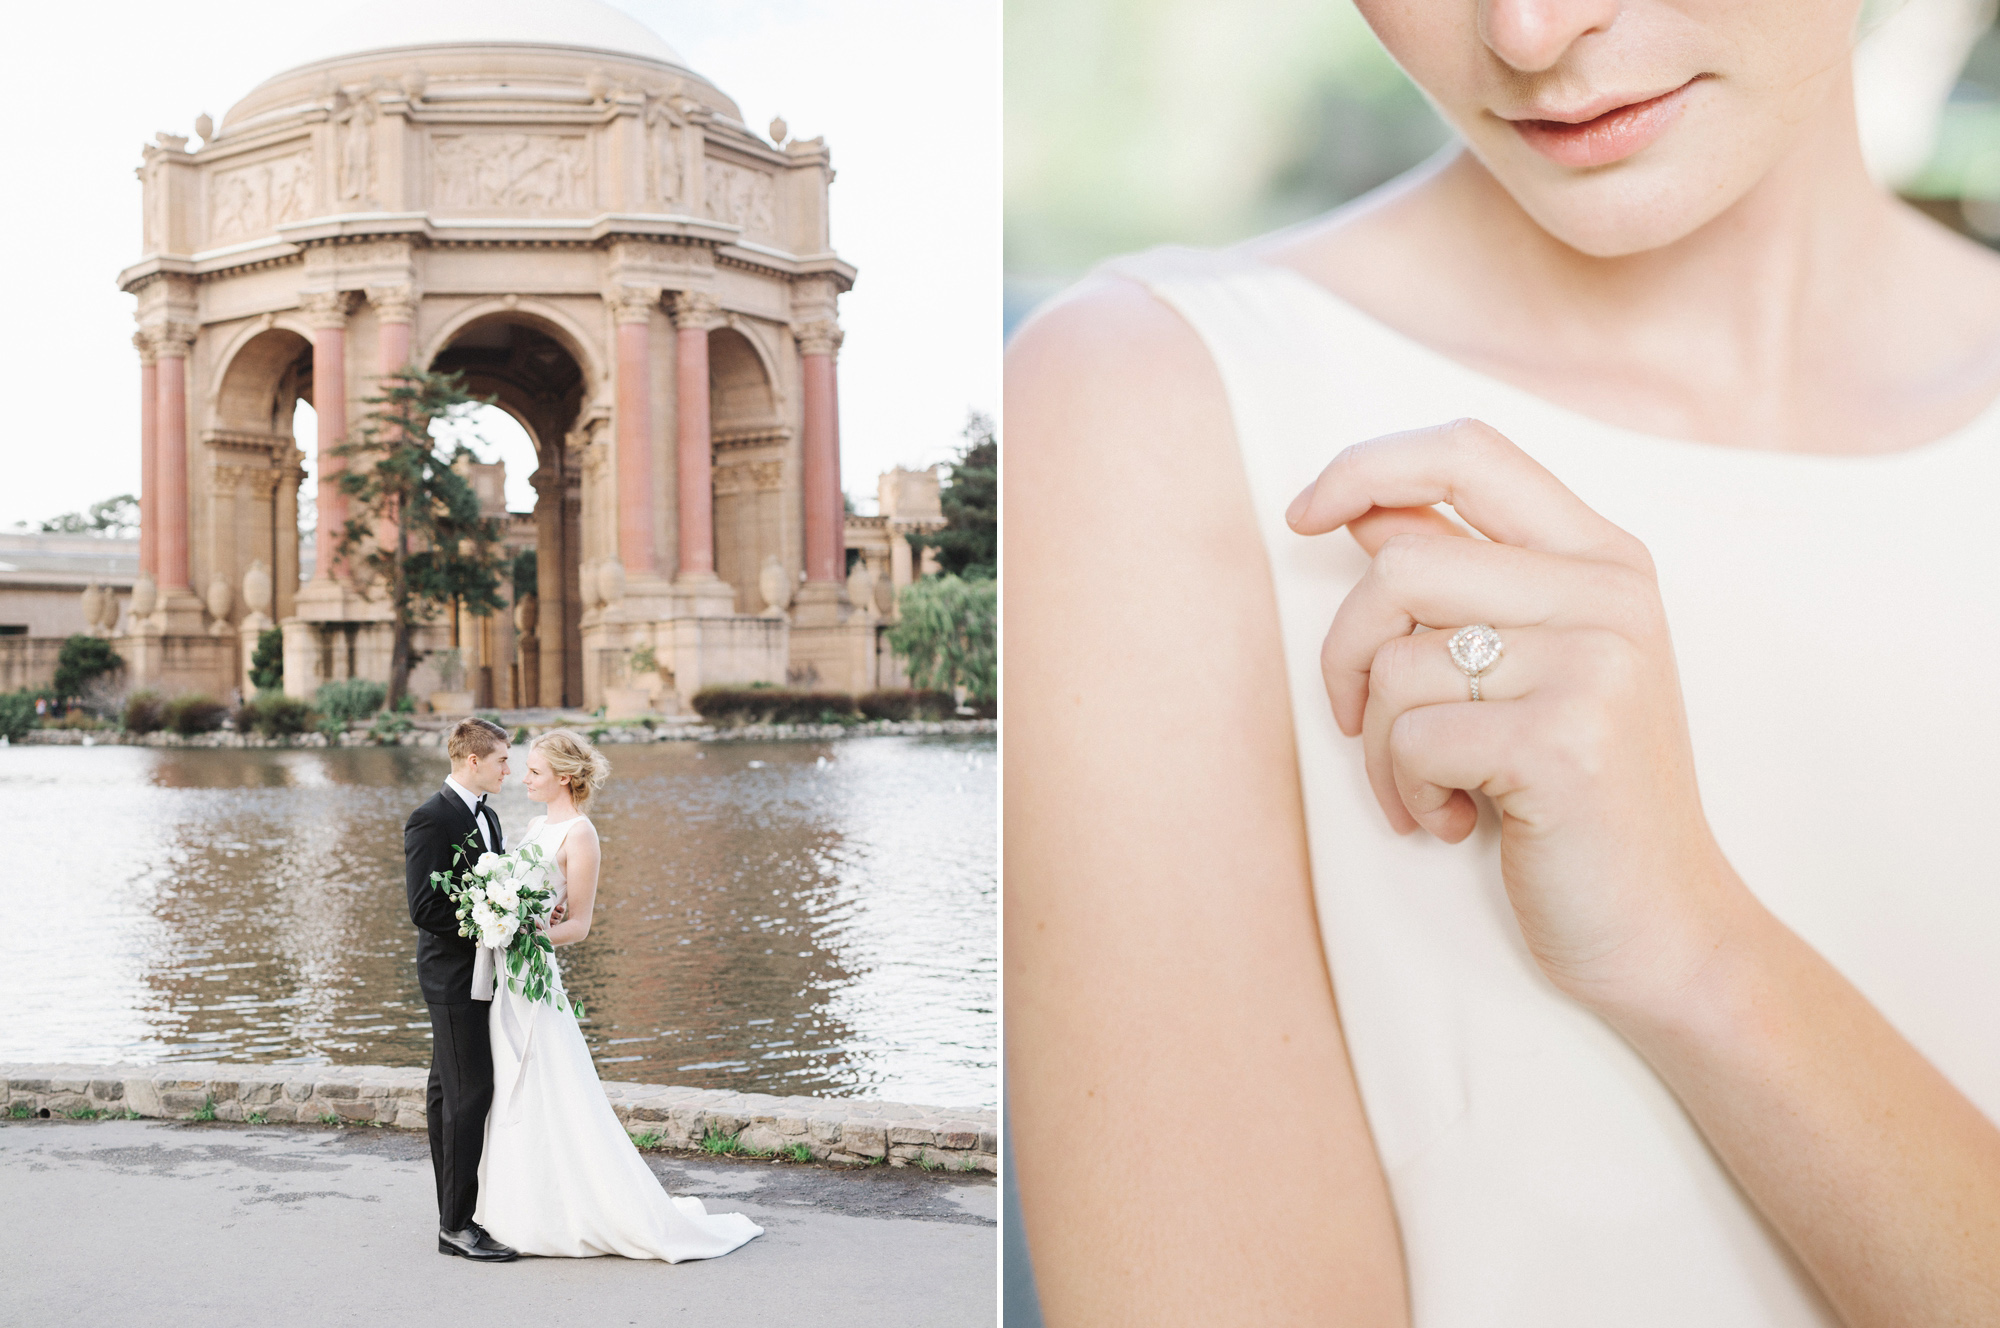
[549,901,567,925]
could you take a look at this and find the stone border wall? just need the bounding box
[12,718,996,748]
[0,1063,997,1173]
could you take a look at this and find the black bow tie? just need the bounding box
[473,795,488,814]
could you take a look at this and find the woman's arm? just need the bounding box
[1289,421,2000,1325]
[1006,277,1408,1327]
[543,821,599,947]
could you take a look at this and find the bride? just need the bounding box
[474,729,763,1262]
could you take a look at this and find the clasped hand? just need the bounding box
[1287,419,1746,1012]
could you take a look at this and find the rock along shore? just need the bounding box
[12,717,995,748]
[1,1063,997,1173]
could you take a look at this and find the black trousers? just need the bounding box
[426,999,493,1231]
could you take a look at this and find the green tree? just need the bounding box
[511,547,538,601]
[335,368,508,706]
[887,574,996,703]
[248,627,284,691]
[909,412,997,581]
[53,635,122,702]
[37,494,138,537]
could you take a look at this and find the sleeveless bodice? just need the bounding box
[521,814,581,910]
[1106,246,2000,1327]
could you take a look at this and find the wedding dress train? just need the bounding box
[474,814,764,1261]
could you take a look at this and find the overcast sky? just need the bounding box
[0,0,999,529]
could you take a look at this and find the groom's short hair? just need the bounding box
[447,716,509,764]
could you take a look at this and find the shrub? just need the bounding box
[123,691,167,734]
[53,710,108,731]
[368,711,412,745]
[691,688,860,726]
[856,689,957,722]
[887,574,996,704]
[314,678,386,725]
[165,694,228,736]
[248,628,284,691]
[234,690,315,739]
[53,635,122,701]
[0,691,36,742]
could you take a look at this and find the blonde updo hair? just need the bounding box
[531,729,611,811]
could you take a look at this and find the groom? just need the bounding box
[405,715,518,1262]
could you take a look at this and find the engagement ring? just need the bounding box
[1447,624,1504,701]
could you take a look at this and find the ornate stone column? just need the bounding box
[610,286,660,578]
[672,292,722,584]
[303,291,354,585]
[134,332,158,579]
[370,285,416,375]
[795,317,845,586]
[154,321,196,595]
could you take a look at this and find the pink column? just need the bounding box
[135,333,158,578]
[305,292,351,582]
[154,334,192,592]
[673,292,720,579]
[614,291,658,575]
[798,319,844,585]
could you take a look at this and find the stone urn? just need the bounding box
[206,573,234,634]
[597,559,627,609]
[514,592,539,636]
[130,571,158,619]
[759,554,791,617]
[874,574,896,619]
[242,559,273,617]
[96,585,122,633]
[847,560,878,621]
[80,584,104,635]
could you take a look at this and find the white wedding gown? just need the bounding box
[474,813,764,1260]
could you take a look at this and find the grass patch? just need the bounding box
[952,1156,979,1173]
[190,1094,218,1122]
[317,1111,341,1126]
[631,1132,664,1149]
[699,1128,745,1156]
[7,1102,34,1119]
[781,1142,813,1163]
[246,1111,268,1125]
[64,1107,101,1120]
[120,1108,142,1120]
[915,1154,942,1172]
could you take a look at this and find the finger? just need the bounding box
[1386,699,1529,842]
[1286,419,1642,563]
[1321,535,1637,734]
[1360,625,1542,834]
[1345,503,1473,556]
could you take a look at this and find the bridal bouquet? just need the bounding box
[430,841,576,1013]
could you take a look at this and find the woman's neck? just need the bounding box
[544,797,579,822]
[1270,77,2000,456]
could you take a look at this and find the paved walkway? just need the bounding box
[0,1118,995,1326]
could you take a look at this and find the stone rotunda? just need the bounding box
[116,0,888,711]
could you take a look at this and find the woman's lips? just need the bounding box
[1506,80,1698,169]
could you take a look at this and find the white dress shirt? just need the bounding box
[443,775,496,852]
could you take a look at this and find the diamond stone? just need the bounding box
[1448,624,1503,675]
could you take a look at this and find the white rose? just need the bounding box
[470,900,497,932]
[486,877,519,912]
[482,913,518,949]
[472,852,502,878]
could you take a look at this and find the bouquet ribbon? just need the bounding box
[472,943,499,1001]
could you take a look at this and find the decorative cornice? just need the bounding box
[299,289,357,329]
[153,320,199,355]
[366,284,418,323]
[672,290,722,331]
[791,317,842,358]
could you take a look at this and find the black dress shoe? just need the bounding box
[438,1224,519,1261]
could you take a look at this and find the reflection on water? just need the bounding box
[0,738,995,1107]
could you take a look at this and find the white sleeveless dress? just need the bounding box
[1107,246,2000,1327]
[474,813,763,1261]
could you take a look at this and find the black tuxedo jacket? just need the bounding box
[405,786,504,1004]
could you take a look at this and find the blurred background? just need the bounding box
[1005,0,2000,339]
[1002,0,2000,1321]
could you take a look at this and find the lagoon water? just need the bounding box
[0,736,995,1108]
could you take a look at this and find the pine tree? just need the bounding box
[334,369,508,706]
[910,411,997,580]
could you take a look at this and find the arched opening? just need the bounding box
[207,327,314,629]
[708,326,786,614]
[429,316,588,707]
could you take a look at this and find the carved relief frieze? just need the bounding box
[702,158,776,238]
[336,93,378,202]
[208,149,313,245]
[712,458,785,496]
[431,133,591,211]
